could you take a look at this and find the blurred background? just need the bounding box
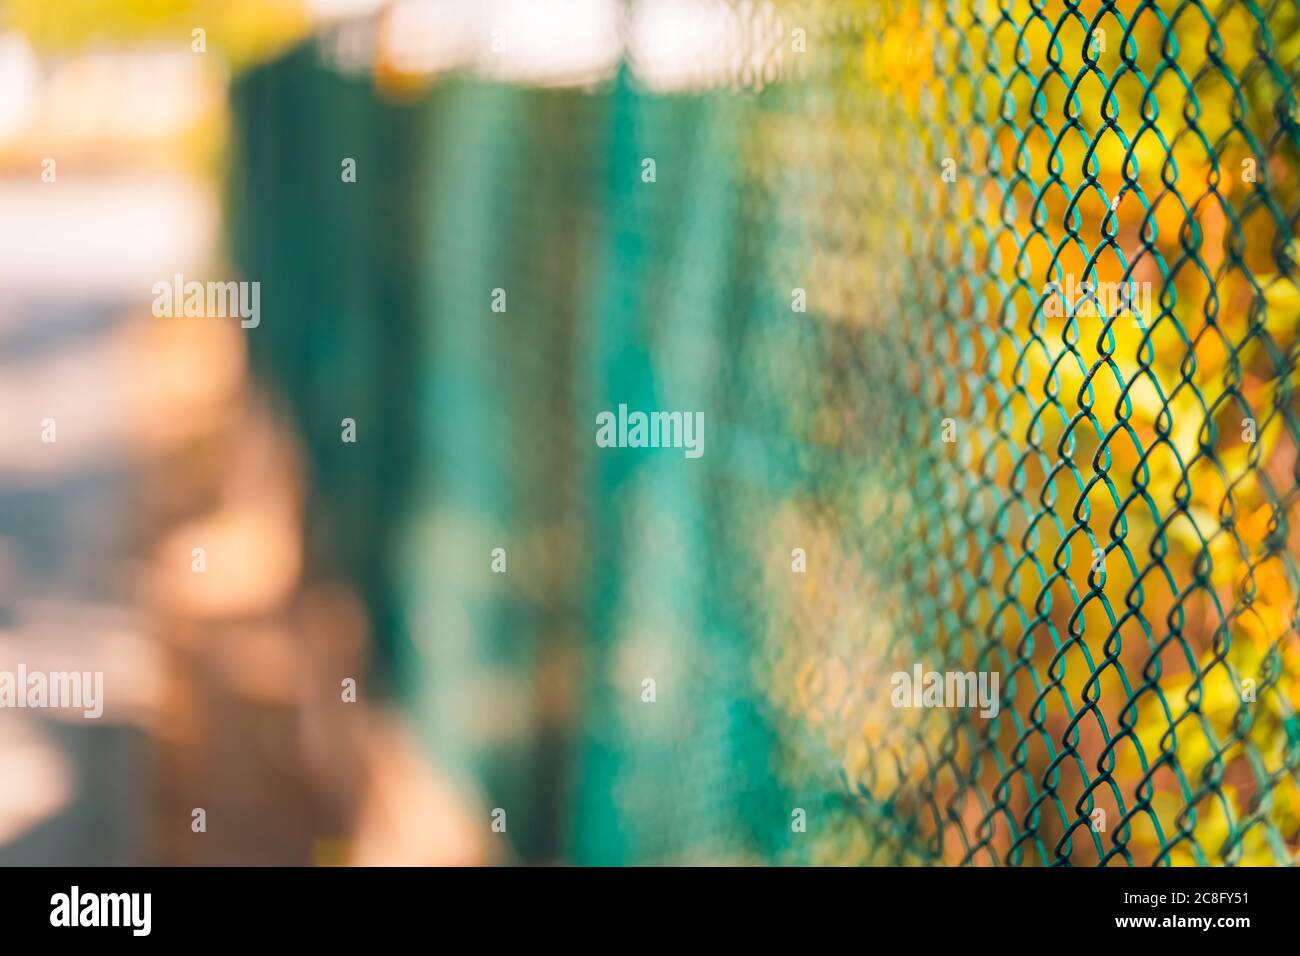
[0,0,1297,866]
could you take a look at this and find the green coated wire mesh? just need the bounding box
[227,0,1300,865]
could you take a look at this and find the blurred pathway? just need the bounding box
[0,176,211,863]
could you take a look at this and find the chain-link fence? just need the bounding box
[228,0,1299,865]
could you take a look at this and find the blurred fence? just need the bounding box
[228,1,1300,865]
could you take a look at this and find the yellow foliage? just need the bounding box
[4,0,312,69]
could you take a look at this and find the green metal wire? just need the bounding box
[228,0,1299,865]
